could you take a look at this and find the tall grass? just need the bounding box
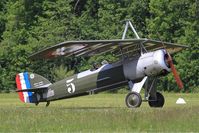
[0,93,199,132]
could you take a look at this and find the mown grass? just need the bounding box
[0,92,199,132]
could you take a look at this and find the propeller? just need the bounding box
[156,32,184,89]
[166,53,184,89]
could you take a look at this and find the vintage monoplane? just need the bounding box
[16,20,188,108]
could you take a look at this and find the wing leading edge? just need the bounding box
[29,38,188,60]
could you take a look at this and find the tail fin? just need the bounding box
[15,72,52,103]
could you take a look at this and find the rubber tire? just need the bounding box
[125,92,142,108]
[148,92,165,108]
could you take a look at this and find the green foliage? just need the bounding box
[147,0,199,92]
[0,0,198,92]
[53,65,75,82]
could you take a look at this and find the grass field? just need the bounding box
[1,92,199,132]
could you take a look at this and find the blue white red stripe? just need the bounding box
[16,74,24,102]
[16,72,33,103]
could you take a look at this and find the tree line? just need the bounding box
[0,0,198,92]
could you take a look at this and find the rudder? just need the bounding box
[16,72,52,103]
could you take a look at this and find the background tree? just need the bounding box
[147,0,199,92]
[0,0,198,92]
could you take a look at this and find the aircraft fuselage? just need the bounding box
[39,49,170,102]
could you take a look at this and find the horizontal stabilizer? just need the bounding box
[16,87,47,92]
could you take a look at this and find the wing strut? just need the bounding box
[121,20,147,57]
[122,20,140,39]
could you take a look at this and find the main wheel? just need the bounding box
[148,92,164,107]
[125,92,142,108]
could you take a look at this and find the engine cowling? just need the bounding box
[123,49,170,81]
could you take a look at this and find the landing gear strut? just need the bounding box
[148,92,165,107]
[144,77,165,108]
[125,92,142,108]
[125,77,165,108]
[46,101,50,107]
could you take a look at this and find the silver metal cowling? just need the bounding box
[123,49,170,81]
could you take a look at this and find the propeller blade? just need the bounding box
[167,54,184,89]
